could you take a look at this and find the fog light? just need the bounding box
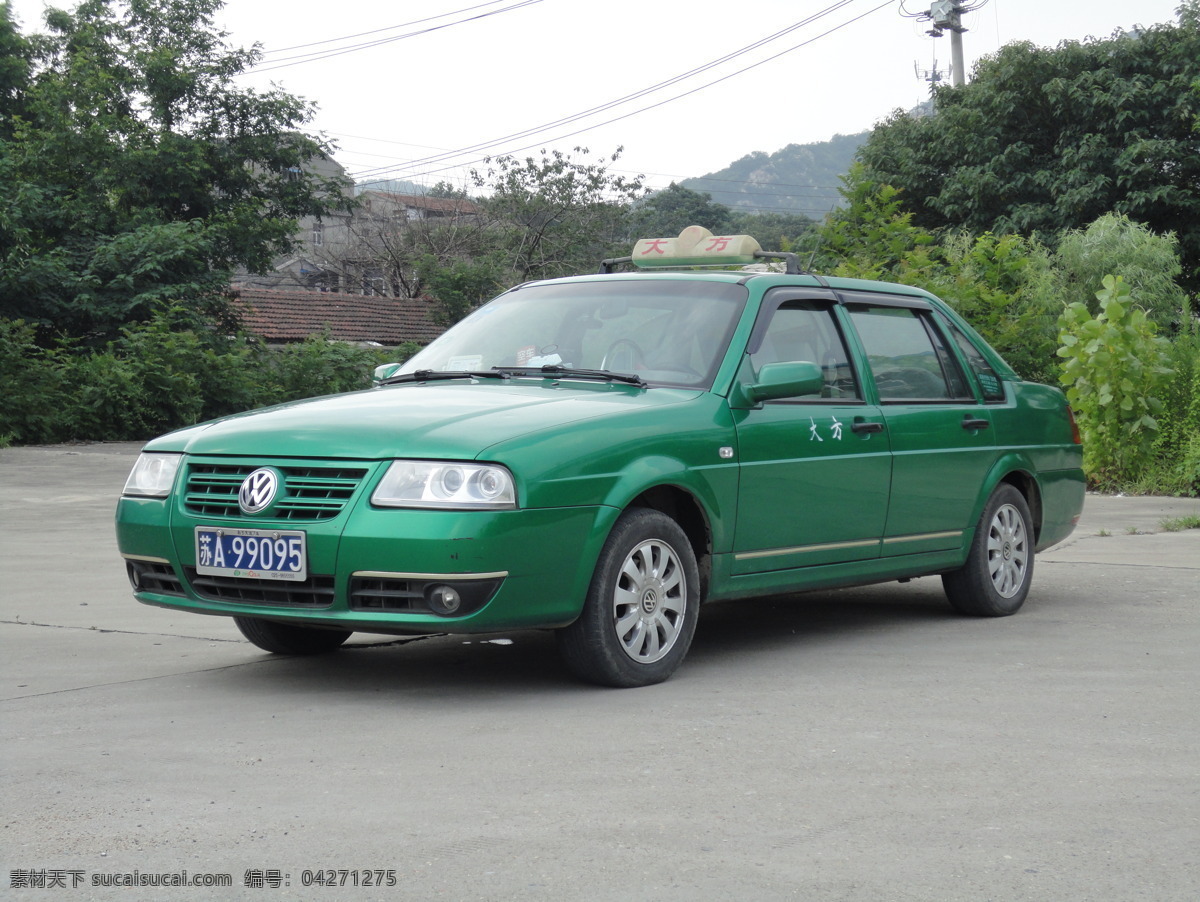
[426,584,462,616]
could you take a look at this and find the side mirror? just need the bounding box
[746,361,823,403]
[373,362,403,384]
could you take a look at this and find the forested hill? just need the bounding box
[681,131,867,221]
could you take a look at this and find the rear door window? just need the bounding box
[846,305,972,402]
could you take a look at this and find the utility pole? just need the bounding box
[924,0,969,87]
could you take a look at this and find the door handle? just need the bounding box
[962,415,990,430]
[851,420,884,434]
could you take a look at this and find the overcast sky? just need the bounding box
[7,0,1186,198]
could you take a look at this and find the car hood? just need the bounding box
[147,381,703,460]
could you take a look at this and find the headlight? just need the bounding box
[122,453,183,498]
[372,461,517,509]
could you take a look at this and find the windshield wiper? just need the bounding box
[379,369,510,386]
[493,365,647,387]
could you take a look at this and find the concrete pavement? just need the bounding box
[2,442,1198,901]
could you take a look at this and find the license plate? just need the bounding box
[195,527,307,581]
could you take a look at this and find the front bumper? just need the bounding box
[116,488,618,635]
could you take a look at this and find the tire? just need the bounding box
[233,616,352,655]
[942,483,1034,617]
[558,508,701,688]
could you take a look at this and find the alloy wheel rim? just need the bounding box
[987,503,1029,598]
[612,539,687,664]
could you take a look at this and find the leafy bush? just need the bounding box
[814,177,1064,385]
[935,231,1061,384]
[0,314,411,443]
[1057,275,1174,487]
[265,331,391,403]
[1054,213,1188,329]
[1134,325,1200,495]
[0,319,66,444]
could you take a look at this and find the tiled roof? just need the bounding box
[235,289,443,345]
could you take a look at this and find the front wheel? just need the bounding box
[233,617,352,655]
[557,509,701,688]
[942,484,1034,617]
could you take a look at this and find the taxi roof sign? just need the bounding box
[631,226,762,268]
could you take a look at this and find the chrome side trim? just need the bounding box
[351,570,510,580]
[882,530,963,545]
[735,539,880,561]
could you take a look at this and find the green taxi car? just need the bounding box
[116,228,1085,687]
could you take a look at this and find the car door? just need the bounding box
[841,292,999,557]
[730,289,891,574]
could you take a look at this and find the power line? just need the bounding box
[258,0,518,56]
[350,0,895,184]
[348,0,862,179]
[249,1,543,74]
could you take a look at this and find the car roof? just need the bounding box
[519,269,940,303]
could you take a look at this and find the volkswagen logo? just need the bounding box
[238,468,280,515]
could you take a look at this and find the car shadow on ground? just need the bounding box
[197,578,958,698]
[689,578,956,661]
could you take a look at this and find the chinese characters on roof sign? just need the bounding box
[632,225,762,268]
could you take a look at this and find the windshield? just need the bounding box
[398,279,749,388]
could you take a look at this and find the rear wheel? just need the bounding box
[233,617,352,655]
[942,484,1033,617]
[558,508,700,688]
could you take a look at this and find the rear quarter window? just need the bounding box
[945,321,1007,401]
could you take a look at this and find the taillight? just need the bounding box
[1066,406,1083,445]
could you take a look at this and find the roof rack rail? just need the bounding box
[753,251,802,275]
[599,251,802,275]
[599,256,632,274]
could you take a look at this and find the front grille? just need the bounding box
[185,568,335,607]
[349,576,427,612]
[184,463,369,521]
[127,560,185,596]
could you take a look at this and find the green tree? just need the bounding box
[814,165,940,282]
[629,182,734,239]
[0,0,351,343]
[0,2,31,136]
[855,3,1200,293]
[416,253,508,328]
[472,146,644,281]
[427,181,470,199]
[729,210,815,257]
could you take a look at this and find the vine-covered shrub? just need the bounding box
[1057,276,1174,488]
